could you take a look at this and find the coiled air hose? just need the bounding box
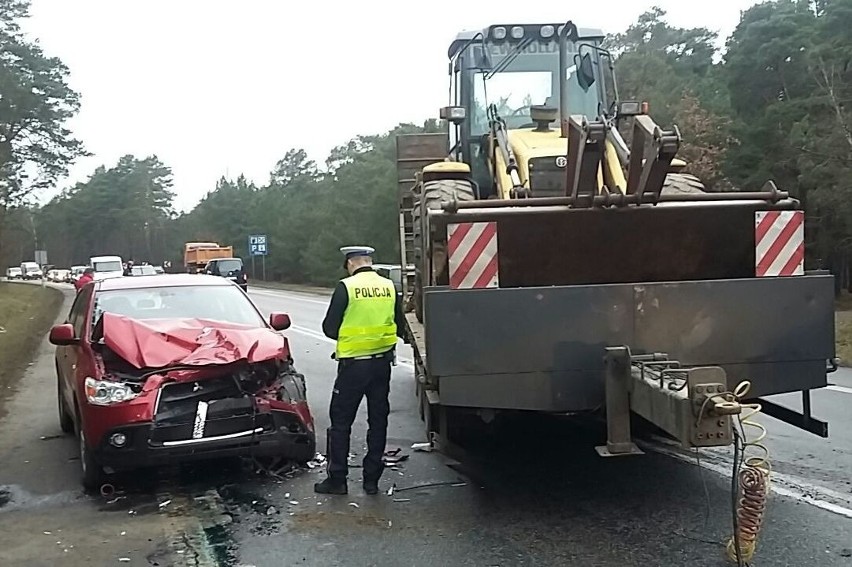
[725,381,772,565]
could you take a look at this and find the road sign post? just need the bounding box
[248,234,268,281]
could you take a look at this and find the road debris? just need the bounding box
[394,479,467,493]
[266,506,277,515]
[289,500,299,505]
[393,498,411,503]
[382,448,409,465]
[349,502,359,508]
[411,442,432,452]
[158,499,172,509]
[119,558,130,563]
[306,453,327,469]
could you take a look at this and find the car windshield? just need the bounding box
[93,261,122,272]
[216,260,242,274]
[91,285,265,334]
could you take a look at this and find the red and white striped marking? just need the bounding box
[755,210,804,277]
[448,222,499,289]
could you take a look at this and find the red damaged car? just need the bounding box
[49,274,316,490]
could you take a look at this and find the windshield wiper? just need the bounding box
[485,37,534,80]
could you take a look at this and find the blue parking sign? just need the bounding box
[248,234,268,256]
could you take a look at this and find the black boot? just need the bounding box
[314,476,347,495]
[363,478,379,495]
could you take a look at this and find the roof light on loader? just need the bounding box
[510,26,524,39]
[540,25,555,38]
[491,26,506,40]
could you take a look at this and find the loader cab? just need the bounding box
[446,23,609,197]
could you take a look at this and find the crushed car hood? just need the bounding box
[101,313,287,369]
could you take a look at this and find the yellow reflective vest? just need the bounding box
[336,270,398,359]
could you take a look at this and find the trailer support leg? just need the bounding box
[595,347,644,457]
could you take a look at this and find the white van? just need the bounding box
[89,255,124,281]
[20,261,43,280]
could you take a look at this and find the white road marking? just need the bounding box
[249,289,329,305]
[640,438,852,519]
[827,385,852,395]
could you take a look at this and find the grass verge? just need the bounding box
[0,282,64,389]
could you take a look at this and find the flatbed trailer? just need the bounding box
[397,132,836,454]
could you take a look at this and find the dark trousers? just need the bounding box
[327,353,392,482]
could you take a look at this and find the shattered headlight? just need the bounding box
[84,377,139,406]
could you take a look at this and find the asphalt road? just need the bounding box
[1,282,851,566]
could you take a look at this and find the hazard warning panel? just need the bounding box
[447,222,499,289]
[755,210,805,277]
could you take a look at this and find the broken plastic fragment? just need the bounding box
[348,502,359,508]
[411,442,432,452]
[266,506,277,515]
[289,500,299,505]
[159,499,172,508]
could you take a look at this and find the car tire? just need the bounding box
[76,416,105,492]
[57,371,73,434]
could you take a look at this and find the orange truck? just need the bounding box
[184,242,234,273]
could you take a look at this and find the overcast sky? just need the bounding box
[23,0,760,212]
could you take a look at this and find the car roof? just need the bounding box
[95,273,236,291]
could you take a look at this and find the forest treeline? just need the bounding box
[2,0,851,286]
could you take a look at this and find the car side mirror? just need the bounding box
[49,323,78,346]
[269,313,291,331]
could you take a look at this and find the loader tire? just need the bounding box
[659,173,706,195]
[412,178,476,323]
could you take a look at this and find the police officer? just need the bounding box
[314,245,407,495]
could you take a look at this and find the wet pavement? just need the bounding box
[0,283,851,566]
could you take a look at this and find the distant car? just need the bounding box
[129,265,158,276]
[203,257,248,292]
[20,261,43,280]
[6,267,22,280]
[70,265,87,283]
[48,273,315,490]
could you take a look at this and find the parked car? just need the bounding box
[128,265,158,276]
[6,266,22,280]
[70,265,87,283]
[47,269,71,283]
[20,261,43,280]
[49,273,315,490]
[203,257,248,292]
[372,263,403,294]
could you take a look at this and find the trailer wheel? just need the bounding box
[412,178,476,322]
[660,173,706,195]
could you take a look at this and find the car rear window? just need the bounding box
[216,260,243,274]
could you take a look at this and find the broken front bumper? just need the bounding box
[93,409,316,470]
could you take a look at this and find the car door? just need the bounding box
[58,286,93,412]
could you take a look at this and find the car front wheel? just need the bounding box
[76,420,105,492]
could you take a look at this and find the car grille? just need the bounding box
[151,377,269,445]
